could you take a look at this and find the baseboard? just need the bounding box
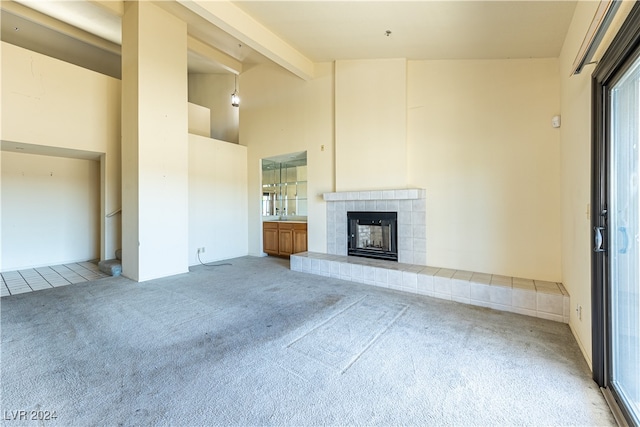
[569,320,593,371]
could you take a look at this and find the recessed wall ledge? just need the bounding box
[323,189,426,202]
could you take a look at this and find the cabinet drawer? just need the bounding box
[278,222,306,230]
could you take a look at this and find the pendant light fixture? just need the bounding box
[231,74,240,107]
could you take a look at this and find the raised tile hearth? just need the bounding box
[291,251,570,324]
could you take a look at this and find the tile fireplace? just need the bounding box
[323,189,426,265]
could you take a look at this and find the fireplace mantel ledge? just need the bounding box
[323,189,426,202]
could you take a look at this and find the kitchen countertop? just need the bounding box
[263,220,307,223]
[263,216,307,223]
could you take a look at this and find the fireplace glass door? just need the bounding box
[348,212,398,261]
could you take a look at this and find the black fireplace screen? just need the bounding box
[347,211,398,261]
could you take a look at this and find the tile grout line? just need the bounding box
[45,265,74,286]
[0,263,100,297]
[65,263,100,281]
[58,264,83,281]
[16,270,34,291]
[1,274,8,295]
[1,279,11,296]
[293,252,570,324]
[33,268,55,289]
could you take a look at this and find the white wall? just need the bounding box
[1,42,3,272]
[1,39,248,276]
[1,41,121,264]
[189,135,248,264]
[188,102,211,137]
[335,59,407,191]
[1,152,100,270]
[408,59,562,281]
[242,58,563,283]
[558,1,602,369]
[121,1,189,282]
[1,42,120,153]
[188,73,240,143]
[241,62,334,256]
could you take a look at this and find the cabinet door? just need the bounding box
[292,228,307,254]
[278,228,293,255]
[263,223,279,255]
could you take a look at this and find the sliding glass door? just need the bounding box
[592,4,640,426]
[608,52,640,426]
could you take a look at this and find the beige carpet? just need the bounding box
[1,256,614,426]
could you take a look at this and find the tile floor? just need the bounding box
[1,261,108,297]
[291,251,570,323]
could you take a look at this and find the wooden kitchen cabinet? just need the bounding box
[263,221,307,256]
[263,222,279,255]
[292,227,308,254]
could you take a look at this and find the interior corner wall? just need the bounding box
[558,0,603,369]
[188,73,239,143]
[121,1,189,281]
[240,62,334,256]
[102,148,121,261]
[188,135,248,264]
[1,42,3,272]
[407,58,562,281]
[0,42,121,154]
[1,152,100,271]
[1,41,121,265]
[335,59,407,191]
[188,102,211,137]
[0,149,2,272]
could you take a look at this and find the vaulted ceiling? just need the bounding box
[1,0,577,80]
[233,1,577,62]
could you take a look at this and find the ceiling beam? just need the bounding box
[188,35,242,75]
[88,0,124,17]
[178,0,315,80]
[2,0,121,55]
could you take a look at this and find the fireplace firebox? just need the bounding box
[347,211,398,261]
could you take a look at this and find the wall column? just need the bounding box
[335,59,407,191]
[121,1,188,281]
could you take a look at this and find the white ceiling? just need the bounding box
[233,1,578,61]
[1,0,578,78]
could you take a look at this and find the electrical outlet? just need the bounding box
[201,247,205,253]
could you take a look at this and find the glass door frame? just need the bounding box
[592,3,640,425]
